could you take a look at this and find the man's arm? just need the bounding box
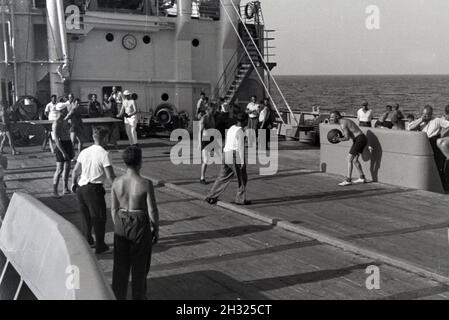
[237,130,246,166]
[53,122,68,160]
[110,186,119,226]
[129,101,138,117]
[408,118,423,131]
[198,117,204,149]
[117,104,125,118]
[338,122,351,142]
[438,118,449,129]
[146,180,160,244]
[104,166,116,184]
[71,162,82,191]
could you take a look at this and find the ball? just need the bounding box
[327,129,343,144]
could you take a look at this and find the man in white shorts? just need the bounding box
[118,90,139,146]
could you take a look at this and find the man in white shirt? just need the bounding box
[205,113,250,206]
[246,96,260,147]
[196,92,207,120]
[409,105,449,187]
[408,105,449,139]
[72,127,116,254]
[357,102,373,128]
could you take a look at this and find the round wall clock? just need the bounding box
[122,34,137,50]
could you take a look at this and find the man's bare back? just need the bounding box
[339,118,363,141]
[112,173,157,213]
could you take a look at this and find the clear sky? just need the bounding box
[259,0,449,75]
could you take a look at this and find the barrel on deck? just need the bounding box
[320,124,445,193]
[0,193,115,300]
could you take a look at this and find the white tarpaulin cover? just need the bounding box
[0,193,115,300]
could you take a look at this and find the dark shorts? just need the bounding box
[381,121,393,129]
[201,136,215,150]
[0,123,11,133]
[350,134,368,156]
[55,140,74,162]
[359,121,372,128]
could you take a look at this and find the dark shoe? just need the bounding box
[205,197,218,205]
[200,179,207,185]
[236,200,252,206]
[95,244,111,255]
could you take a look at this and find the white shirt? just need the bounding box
[77,145,112,186]
[246,102,260,118]
[45,102,59,121]
[221,102,230,113]
[357,108,373,122]
[224,125,245,153]
[408,117,449,138]
[259,107,268,122]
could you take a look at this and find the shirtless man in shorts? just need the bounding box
[111,146,159,300]
[330,110,368,186]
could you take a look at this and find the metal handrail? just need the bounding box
[213,41,253,100]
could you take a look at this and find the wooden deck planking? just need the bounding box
[3,140,449,299]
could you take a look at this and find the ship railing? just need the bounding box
[220,0,294,125]
[212,41,252,101]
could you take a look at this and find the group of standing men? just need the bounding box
[43,87,154,299]
[196,92,277,207]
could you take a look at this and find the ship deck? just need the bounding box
[4,138,449,300]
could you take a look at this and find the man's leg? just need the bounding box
[131,124,138,145]
[234,163,248,204]
[130,219,152,300]
[5,132,16,154]
[353,154,366,180]
[207,164,234,201]
[53,162,63,196]
[112,234,131,300]
[62,161,71,193]
[347,154,355,181]
[77,186,94,244]
[0,133,6,153]
[84,185,108,252]
[125,124,133,145]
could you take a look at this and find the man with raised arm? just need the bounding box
[330,110,368,187]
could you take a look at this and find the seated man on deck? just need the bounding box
[330,110,368,187]
[408,105,449,187]
[379,105,394,129]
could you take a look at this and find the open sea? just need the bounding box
[272,75,449,117]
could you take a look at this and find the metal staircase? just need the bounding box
[214,1,277,104]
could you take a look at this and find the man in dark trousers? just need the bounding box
[111,146,159,300]
[205,113,251,206]
[72,127,116,254]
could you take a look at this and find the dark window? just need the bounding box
[106,33,114,42]
[192,39,200,47]
[161,93,169,102]
[143,35,151,44]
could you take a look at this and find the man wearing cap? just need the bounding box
[118,90,139,146]
[357,102,373,128]
[52,100,74,197]
[72,127,116,254]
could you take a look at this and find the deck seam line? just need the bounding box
[113,165,449,286]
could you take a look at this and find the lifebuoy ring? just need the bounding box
[156,108,173,126]
[245,2,256,20]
